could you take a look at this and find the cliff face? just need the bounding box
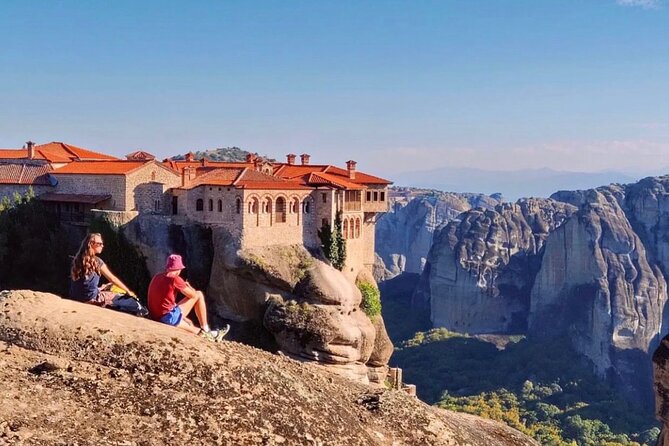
[0,290,538,446]
[374,190,500,281]
[414,198,576,333]
[530,185,667,401]
[416,176,669,405]
[120,216,392,386]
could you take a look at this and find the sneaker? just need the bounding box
[198,329,217,342]
[213,324,230,342]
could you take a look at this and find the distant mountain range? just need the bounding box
[389,166,667,200]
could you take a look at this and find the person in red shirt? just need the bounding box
[148,254,228,341]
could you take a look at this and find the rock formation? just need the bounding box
[414,176,669,406]
[531,185,667,402]
[654,333,669,445]
[118,216,393,385]
[374,189,501,281]
[0,290,538,446]
[414,198,576,333]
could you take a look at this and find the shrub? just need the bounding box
[358,281,381,318]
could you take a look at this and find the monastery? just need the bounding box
[0,141,391,275]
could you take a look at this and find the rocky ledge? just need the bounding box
[0,290,537,446]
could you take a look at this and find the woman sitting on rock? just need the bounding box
[69,232,135,306]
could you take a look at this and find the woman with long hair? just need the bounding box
[69,232,135,306]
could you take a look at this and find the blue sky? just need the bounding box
[1,0,668,175]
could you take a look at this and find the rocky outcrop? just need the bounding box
[415,198,576,333]
[112,216,393,385]
[530,185,667,402]
[415,176,669,406]
[0,290,538,446]
[374,189,501,281]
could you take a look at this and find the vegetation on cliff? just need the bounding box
[358,282,382,318]
[382,280,660,446]
[318,213,346,270]
[0,189,70,295]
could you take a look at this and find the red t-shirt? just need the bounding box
[147,273,189,320]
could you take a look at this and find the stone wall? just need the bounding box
[52,174,126,210]
[241,189,316,248]
[0,185,53,202]
[126,163,180,213]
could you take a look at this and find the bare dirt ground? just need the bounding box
[0,290,537,446]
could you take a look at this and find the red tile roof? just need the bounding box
[0,142,119,163]
[51,161,150,175]
[186,168,244,188]
[273,164,392,186]
[0,163,54,185]
[126,151,156,161]
[306,172,364,190]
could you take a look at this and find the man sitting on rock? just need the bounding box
[148,254,229,341]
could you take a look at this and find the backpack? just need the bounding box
[109,294,149,317]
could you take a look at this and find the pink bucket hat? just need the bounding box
[165,254,186,271]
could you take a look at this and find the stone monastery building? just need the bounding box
[0,141,391,274]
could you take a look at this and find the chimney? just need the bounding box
[246,153,257,163]
[26,141,35,160]
[346,160,357,179]
[185,152,195,162]
[181,166,197,187]
[201,158,208,167]
[286,153,296,165]
[300,153,310,165]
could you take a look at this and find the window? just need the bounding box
[355,218,361,238]
[218,199,223,212]
[209,199,213,212]
[248,198,259,214]
[303,200,310,213]
[343,218,349,239]
[373,191,378,201]
[151,171,156,181]
[236,198,241,214]
[263,198,272,214]
[366,191,372,201]
[196,199,203,211]
[276,197,286,223]
[380,191,385,201]
[154,200,160,212]
[322,192,327,203]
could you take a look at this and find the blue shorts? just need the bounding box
[159,306,183,326]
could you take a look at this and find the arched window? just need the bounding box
[276,197,286,223]
[343,218,349,239]
[151,171,156,181]
[208,199,213,212]
[217,199,223,212]
[302,200,311,214]
[248,198,259,214]
[236,198,241,214]
[355,218,361,238]
[196,199,203,211]
[263,198,272,214]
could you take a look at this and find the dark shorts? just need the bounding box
[159,306,183,326]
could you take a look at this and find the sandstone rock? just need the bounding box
[416,198,576,333]
[0,290,538,446]
[532,185,667,403]
[374,190,501,281]
[107,215,394,386]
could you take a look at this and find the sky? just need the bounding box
[1,0,668,176]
